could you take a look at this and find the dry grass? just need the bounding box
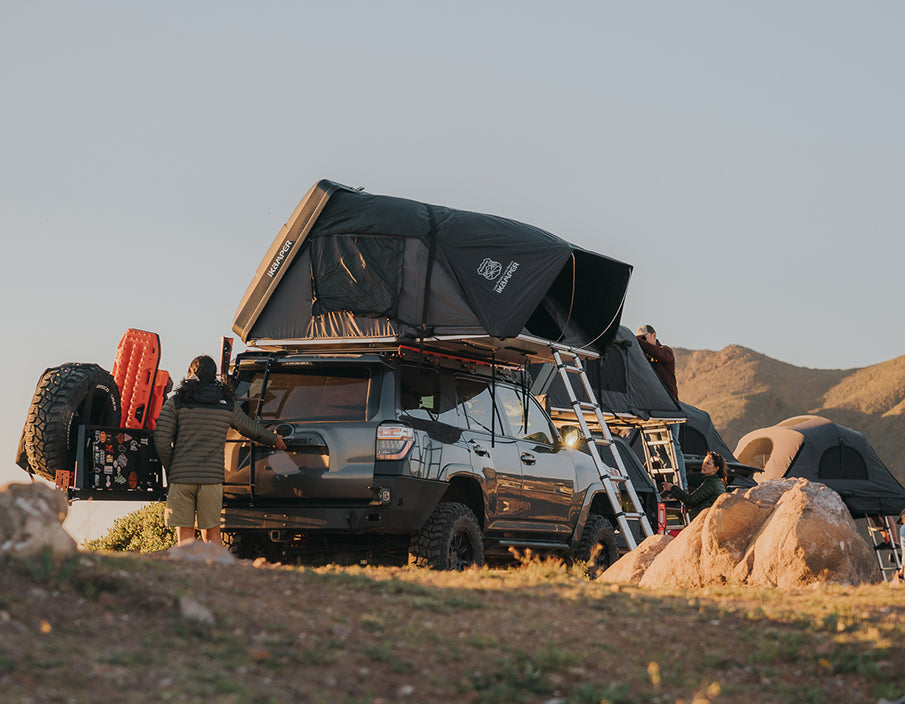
[2,549,903,704]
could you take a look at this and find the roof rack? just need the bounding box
[245,333,600,366]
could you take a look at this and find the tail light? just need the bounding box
[376,423,414,460]
[657,502,667,534]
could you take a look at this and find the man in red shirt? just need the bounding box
[636,324,686,489]
[636,324,679,403]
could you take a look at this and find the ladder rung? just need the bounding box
[646,440,672,447]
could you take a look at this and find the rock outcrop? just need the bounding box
[601,479,879,588]
[599,534,673,584]
[0,481,77,559]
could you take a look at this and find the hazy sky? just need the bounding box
[3,2,903,540]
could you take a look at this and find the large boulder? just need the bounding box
[0,481,77,559]
[605,479,879,588]
[598,534,673,584]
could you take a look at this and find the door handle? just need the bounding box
[469,440,490,457]
[520,452,536,465]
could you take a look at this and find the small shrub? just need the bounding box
[83,502,176,553]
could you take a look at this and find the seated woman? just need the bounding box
[661,451,727,520]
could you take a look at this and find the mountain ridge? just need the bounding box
[674,346,905,484]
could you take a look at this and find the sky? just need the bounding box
[2,2,903,541]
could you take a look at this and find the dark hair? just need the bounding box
[174,355,236,403]
[705,451,728,486]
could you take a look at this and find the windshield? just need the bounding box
[235,366,380,422]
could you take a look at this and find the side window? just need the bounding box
[524,395,556,446]
[495,386,524,437]
[400,367,440,420]
[400,367,462,426]
[495,385,556,446]
[455,377,502,434]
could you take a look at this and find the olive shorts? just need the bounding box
[165,483,223,530]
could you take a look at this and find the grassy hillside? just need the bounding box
[3,551,904,704]
[675,347,905,484]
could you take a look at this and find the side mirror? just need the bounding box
[559,425,583,450]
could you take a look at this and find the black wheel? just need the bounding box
[573,514,618,578]
[22,363,121,480]
[410,502,485,570]
[222,531,255,560]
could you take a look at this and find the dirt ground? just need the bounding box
[2,550,904,704]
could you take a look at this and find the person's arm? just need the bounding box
[637,337,675,366]
[669,477,721,508]
[153,400,177,468]
[230,406,286,449]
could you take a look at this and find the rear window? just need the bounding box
[235,367,380,422]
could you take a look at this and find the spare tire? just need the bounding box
[22,363,121,480]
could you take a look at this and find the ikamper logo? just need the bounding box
[476,258,519,293]
[266,240,294,278]
[477,258,502,281]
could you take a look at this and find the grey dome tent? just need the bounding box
[233,180,633,361]
[734,415,905,517]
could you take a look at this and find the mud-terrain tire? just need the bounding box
[22,363,121,480]
[409,502,485,570]
[573,514,619,579]
[222,531,257,560]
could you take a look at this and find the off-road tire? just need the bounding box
[22,363,121,480]
[409,502,485,570]
[573,514,618,579]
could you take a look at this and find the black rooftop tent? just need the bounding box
[233,180,633,361]
[539,326,685,419]
[734,415,905,517]
[678,402,737,460]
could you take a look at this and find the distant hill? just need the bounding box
[674,346,905,484]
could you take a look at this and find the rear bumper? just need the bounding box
[221,475,447,534]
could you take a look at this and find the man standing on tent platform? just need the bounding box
[636,324,679,403]
[636,324,686,488]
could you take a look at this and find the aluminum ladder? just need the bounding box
[638,423,685,490]
[637,422,690,530]
[551,345,654,550]
[866,515,903,583]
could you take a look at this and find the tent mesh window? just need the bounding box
[680,426,709,456]
[599,348,628,394]
[310,235,405,318]
[818,444,869,480]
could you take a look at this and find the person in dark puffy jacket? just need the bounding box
[154,355,286,546]
[661,451,727,521]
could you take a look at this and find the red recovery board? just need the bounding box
[112,329,169,430]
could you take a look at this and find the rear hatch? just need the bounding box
[224,356,387,502]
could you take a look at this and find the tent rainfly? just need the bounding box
[734,415,905,517]
[232,180,633,359]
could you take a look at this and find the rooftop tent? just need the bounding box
[540,326,684,420]
[233,180,633,359]
[678,402,737,460]
[734,415,905,517]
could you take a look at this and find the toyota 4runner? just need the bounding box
[220,345,662,571]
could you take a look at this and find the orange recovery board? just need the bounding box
[112,329,169,430]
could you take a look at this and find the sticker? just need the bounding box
[128,471,138,489]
